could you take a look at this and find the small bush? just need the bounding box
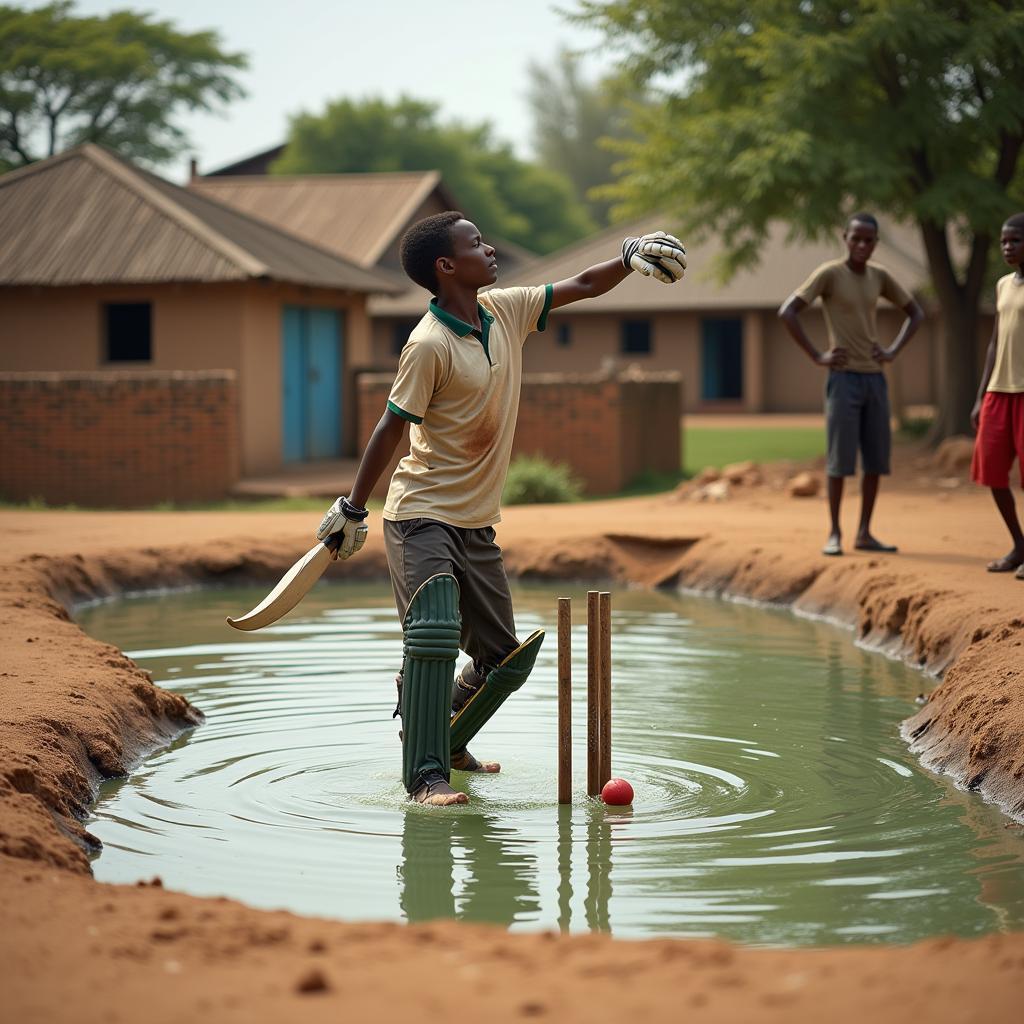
[898,415,934,440]
[502,455,582,505]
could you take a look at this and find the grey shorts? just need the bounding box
[383,518,518,673]
[825,371,891,477]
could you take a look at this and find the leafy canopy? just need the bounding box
[576,0,1024,276]
[273,95,595,254]
[0,1,246,169]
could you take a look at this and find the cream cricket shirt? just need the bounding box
[796,259,913,373]
[988,273,1024,393]
[383,284,553,529]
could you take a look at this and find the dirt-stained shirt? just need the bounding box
[383,284,553,528]
[795,259,913,373]
[988,273,1024,393]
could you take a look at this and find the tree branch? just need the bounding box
[994,130,1023,189]
[919,219,961,303]
[964,232,991,308]
[1,113,34,165]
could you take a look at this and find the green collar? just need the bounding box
[429,299,494,363]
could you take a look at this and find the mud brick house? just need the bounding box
[190,164,536,367]
[0,144,400,505]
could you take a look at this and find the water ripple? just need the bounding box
[79,583,1024,945]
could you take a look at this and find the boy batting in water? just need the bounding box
[779,213,924,557]
[971,212,1024,578]
[315,213,686,805]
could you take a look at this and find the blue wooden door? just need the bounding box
[701,317,744,401]
[281,306,343,461]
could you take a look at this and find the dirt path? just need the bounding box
[2,466,1024,1021]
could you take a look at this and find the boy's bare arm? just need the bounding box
[315,408,407,559]
[550,258,632,309]
[873,300,925,362]
[971,317,1000,432]
[778,294,848,369]
[349,409,408,508]
[549,232,686,309]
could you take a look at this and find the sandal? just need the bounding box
[987,554,1024,573]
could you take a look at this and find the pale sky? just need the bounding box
[36,0,616,182]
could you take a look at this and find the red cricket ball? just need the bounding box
[601,777,634,805]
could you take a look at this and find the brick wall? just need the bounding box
[357,369,681,498]
[0,371,239,507]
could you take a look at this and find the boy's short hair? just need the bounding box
[1003,212,1024,231]
[399,211,464,293]
[846,211,879,232]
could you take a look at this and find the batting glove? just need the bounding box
[316,496,369,560]
[622,231,687,284]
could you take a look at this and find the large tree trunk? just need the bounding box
[919,221,987,441]
[930,290,980,439]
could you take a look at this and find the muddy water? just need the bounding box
[78,584,1024,946]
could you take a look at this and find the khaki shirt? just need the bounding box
[988,273,1024,393]
[796,259,913,373]
[383,284,552,528]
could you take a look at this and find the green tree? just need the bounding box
[577,0,1024,439]
[0,1,246,170]
[273,95,594,254]
[527,47,646,226]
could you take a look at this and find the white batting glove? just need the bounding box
[316,496,369,560]
[622,231,687,284]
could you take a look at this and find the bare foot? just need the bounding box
[451,749,501,774]
[411,771,468,806]
[986,549,1024,573]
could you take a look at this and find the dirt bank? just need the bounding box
[2,474,1024,1020]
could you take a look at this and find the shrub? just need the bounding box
[502,455,582,505]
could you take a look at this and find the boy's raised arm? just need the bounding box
[550,231,687,309]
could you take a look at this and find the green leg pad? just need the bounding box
[450,629,545,754]
[402,573,461,793]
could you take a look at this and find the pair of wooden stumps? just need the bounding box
[556,591,611,803]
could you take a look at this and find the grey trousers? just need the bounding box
[825,371,891,477]
[383,518,519,673]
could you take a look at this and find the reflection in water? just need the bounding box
[585,809,612,933]
[77,582,1024,946]
[400,809,541,927]
[557,804,573,933]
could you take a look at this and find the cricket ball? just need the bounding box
[601,778,634,805]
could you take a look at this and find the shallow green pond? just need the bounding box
[77,583,1024,946]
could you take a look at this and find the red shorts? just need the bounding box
[972,391,1024,489]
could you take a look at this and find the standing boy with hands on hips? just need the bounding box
[778,213,924,557]
[316,212,686,805]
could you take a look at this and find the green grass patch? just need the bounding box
[684,426,823,475]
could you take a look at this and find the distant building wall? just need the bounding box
[371,306,989,417]
[0,280,373,476]
[357,370,681,499]
[0,371,238,506]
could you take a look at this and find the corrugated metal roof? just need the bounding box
[0,145,402,292]
[191,171,448,268]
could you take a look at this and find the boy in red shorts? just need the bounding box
[971,212,1024,578]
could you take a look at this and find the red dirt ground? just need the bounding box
[3,455,1024,1022]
